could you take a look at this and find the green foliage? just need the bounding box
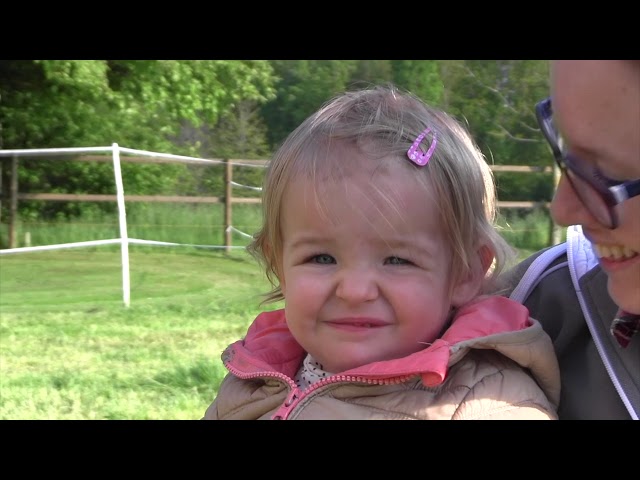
[498,209,554,252]
[171,100,271,198]
[2,59,278,139]
[434,60,552,202]
[260,60,447,150]
[0,60,277,221]
[495,170,554,203]
[391,60,444,105]
[261,60,359,148]
[1,60,556,226]
[348,60,394,87]
[436,60,549,161]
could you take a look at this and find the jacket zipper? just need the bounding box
[224,359,416,420]
[273,374,416,420]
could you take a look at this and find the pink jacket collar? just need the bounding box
[225,296,532,386]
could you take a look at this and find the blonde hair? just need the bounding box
[249,84,515,303]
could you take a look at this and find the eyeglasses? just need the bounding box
[535,96,640,229]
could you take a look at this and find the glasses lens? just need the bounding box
[564,169,614,228]
[538,97,618,229]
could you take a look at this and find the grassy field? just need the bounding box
[0,205,552,419]
[0,247,283,419]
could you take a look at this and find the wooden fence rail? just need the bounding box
[0,154,561,250]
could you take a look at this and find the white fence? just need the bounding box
[0,144,560,307]
[0,144,264,307]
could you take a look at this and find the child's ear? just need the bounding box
[450,245,494,307]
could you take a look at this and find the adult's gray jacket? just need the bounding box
[501,225,639,420]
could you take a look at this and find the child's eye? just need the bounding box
[311,254,335,265]
[386,256,410,265]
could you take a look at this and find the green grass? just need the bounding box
[0,247,282,419]
[498,208,557,253]
[1,202,263,249]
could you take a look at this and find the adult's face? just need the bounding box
[549,60,640,314]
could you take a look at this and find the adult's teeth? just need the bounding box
[594,244,637,259]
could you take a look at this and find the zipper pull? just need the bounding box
[271,388,300,420]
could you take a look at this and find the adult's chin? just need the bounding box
[608,275,640,315]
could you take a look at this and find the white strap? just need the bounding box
[509,241,568,303]
[566,225,599,279]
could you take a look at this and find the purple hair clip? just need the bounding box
[407,127,438,166]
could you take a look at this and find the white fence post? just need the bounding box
[112,143,131,307]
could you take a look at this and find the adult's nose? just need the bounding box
[550,174,599,229]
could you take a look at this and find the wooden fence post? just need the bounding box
[224,159,233,253]
[549,162,564,245]
[0,157,3,228]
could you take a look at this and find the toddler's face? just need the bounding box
[277,152,480,373]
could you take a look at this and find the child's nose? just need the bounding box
[335,266,379,304]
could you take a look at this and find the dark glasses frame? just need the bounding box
[535,96,640,229]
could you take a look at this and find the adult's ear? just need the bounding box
[450,244,494,307]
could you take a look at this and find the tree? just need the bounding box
[436,60,552,202]
[1,60,276,152]
[391,60,444,105]
[0,60,277,219]
[174,100,271,198]
[261,60,358,149]
[348,60,394,88]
